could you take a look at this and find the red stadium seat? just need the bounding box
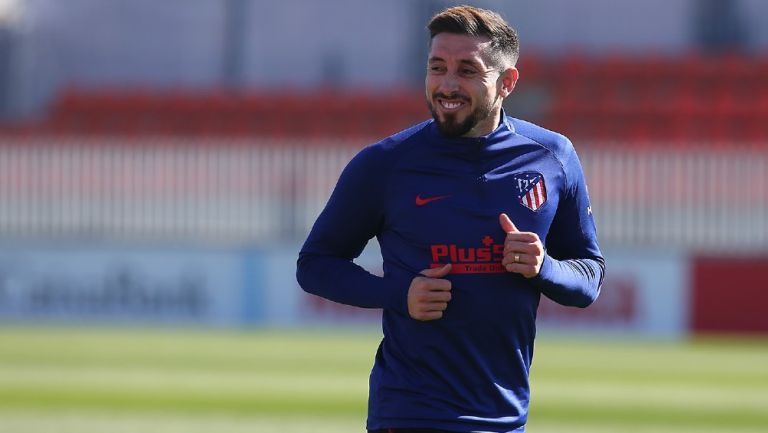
[2,52,764,147]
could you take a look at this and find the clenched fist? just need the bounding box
[407,263,453,321]
[499,213,544,278]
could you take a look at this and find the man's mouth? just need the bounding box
[441,100,463,109]
[435,95,469,113]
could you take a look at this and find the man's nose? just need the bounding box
[438,73,460,94]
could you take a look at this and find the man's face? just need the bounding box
[425,33,515,138]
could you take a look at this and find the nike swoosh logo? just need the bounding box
[415,194,451,206]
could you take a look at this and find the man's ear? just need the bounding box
[498,67,519,98]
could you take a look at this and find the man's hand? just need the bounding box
[499,213,544,278]
[407,263,452,321]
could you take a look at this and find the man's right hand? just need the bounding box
[407,263,452,321]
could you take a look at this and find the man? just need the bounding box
[297,5,604,433]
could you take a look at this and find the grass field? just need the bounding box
[0,327,766,433]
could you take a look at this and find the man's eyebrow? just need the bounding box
[427,57,484,68]
[459,59,482,68]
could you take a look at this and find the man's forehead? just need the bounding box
[428,33,493,65]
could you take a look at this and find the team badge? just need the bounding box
[512,172,547,211]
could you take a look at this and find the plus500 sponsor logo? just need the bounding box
[430,236,506,274]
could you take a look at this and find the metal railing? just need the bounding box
[1,137,766,251]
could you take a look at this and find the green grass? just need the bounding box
[0,327,766,433]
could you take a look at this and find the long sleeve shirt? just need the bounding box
[297,113,605,433]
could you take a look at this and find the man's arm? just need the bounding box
[296,146,411,314]
[532,255,605,308]
[500,142,605,307]
[535,143,605,307]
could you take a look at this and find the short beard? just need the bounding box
[427,96,494,138]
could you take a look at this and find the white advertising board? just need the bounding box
[0,243,690,336]
[0,244,259,325]
[537,248,689,336]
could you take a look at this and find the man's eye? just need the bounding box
[461,69,477,76]
[429,66,445,73]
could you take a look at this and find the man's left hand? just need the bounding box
[499,213,544,278]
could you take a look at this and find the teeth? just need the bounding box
[441,101,462,109]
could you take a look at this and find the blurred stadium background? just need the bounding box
[0,0,766,432]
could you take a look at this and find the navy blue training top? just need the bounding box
[297,113,605,433]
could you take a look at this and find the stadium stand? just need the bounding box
[0,53,765,144]
[36,87,429,139]
[538,53,768,144]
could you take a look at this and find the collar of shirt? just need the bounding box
[428,108,531,157]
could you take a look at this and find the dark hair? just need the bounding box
[427,5,519,67]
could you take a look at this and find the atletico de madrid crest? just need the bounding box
[512,172,547,211]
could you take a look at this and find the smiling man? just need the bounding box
[297,5,605,433]
[426,31,517,139]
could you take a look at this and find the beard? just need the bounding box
[427,93,494,138]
